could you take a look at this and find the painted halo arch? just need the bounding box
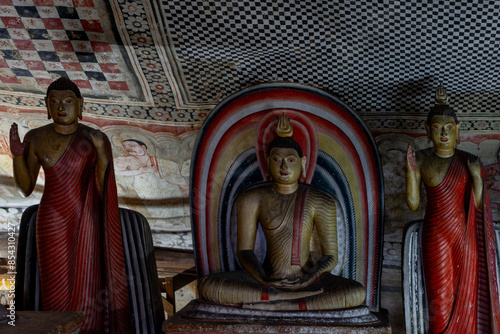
[190,82,384,311]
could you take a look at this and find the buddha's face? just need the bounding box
[45,90,83,125]
[268,147,306,185]
[425,115,460,150]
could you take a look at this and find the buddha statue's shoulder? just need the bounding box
[236,182,274,200]
[78,124,107,139]
[26,124,53,139]
[299,183,336,201]
[24,124,69,151]
[415,147,433,161]
[454,149,477,161]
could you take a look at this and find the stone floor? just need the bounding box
[380,238,405,334]
[380,266,404,333]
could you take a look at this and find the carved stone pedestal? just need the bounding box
[1,311,85,333]
[163,300,391,334]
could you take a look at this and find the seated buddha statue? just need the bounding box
[198,114,366,311]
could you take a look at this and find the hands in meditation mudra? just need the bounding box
[198,114,366,311]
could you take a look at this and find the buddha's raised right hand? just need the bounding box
[406,143,421,211]
[407,144,416,172]
[10,123,26,156]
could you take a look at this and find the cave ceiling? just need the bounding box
[0,0,498,131]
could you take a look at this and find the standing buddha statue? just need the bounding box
[406,87,500,333]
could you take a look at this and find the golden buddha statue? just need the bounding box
[406,87,500,333]
[198,114,366,311]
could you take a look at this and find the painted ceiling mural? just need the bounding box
[1,0,500,250]
[0,1,498,124]
[0,0,211,123]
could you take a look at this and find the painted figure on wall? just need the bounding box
[114,138,189,219]
[0,136,15,202]
[198,114,366,310]
[406,87,500,333]
[10,77,131,333]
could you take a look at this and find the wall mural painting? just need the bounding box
[110,130,194,235]
[0,111,197,250]
[484,143,500,223]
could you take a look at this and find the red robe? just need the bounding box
[36,125,131,333]
[423,150,500,334]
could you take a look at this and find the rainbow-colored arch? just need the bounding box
[190,83,384,311]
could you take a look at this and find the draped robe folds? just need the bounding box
[422,150,500,334]
[36,125,132,333]
[198,184,365,309]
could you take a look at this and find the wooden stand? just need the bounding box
[155,248,197,317]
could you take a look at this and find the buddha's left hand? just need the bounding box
[467,155,482,179]
[89,129,107,150]
[467,155,483,209]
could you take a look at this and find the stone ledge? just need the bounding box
[163,300,391,334]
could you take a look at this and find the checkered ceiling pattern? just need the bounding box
[158,0,500,120]
[0,0,499,125]
[0,0,145,102]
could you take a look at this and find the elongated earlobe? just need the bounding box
[45,97,51,119]
[265,155,270,178]
[301,156,307,180]
[424,123,431,143]
[78,98,83,120]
